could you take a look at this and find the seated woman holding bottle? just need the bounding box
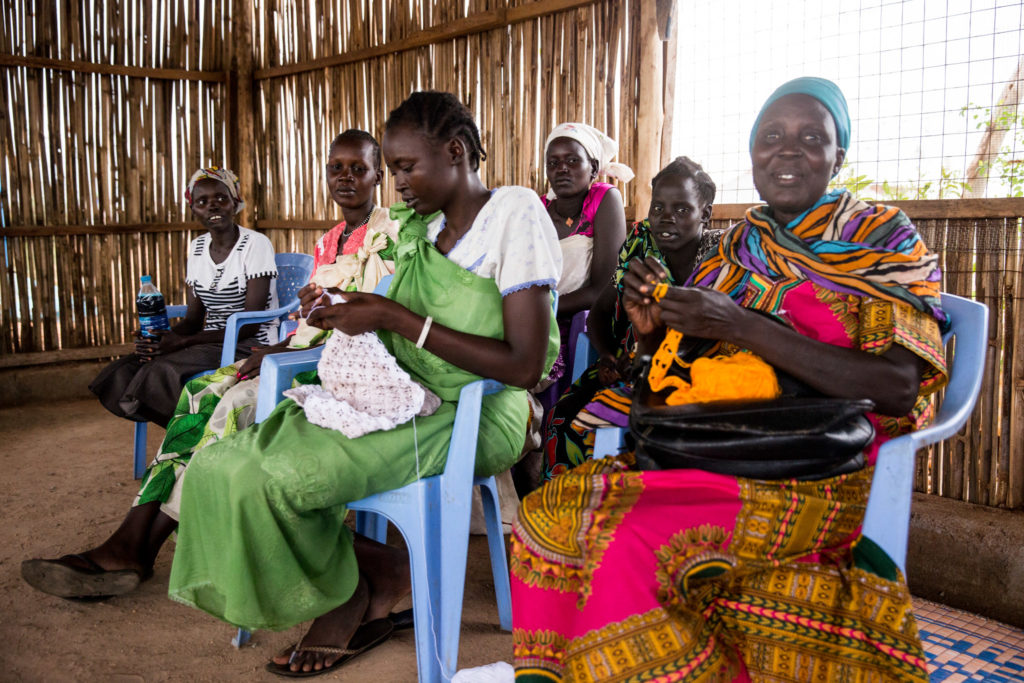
[88,167,277,428]
[22,132,397,600]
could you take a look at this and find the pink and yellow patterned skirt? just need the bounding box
[511,454,929,682]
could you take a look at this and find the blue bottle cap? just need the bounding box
[140,275,152,283]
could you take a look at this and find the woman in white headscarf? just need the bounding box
[542,123,632,311]
[537,123,632,389]
[508,124,632,496]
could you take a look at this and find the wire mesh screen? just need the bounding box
[671,0,1024,203]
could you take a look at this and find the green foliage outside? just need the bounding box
[829,104,1023,200]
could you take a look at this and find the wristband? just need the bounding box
[416,316,433,349]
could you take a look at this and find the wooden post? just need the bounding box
[1008,226,1024,509]
[635,0,664,214]
[660,29,677,168]
[229,0,256,227]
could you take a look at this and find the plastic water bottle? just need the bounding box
[137,275,170,340]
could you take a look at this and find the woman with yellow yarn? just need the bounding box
[510,77,948,682]
[542,157,722,480]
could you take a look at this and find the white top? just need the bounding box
[556,233,593,295]
[185,226,279,344]
[425,186,563,296]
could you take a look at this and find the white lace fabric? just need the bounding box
[284,328,440,438]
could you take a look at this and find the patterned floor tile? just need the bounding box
[915,598,1024,682]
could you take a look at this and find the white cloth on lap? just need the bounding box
[284,328,440,439]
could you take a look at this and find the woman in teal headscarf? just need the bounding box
[510,77,946,682]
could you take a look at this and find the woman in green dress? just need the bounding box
[169,91,563,676]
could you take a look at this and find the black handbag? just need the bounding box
[629,353,875,481]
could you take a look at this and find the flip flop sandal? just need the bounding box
[266,617,395,678]
[21,554,142,599]
[388,608,414,631]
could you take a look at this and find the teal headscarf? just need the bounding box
[748,77,851,153]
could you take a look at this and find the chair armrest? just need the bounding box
[220,301,302,367]
[167,304,188,319]
[254,346,324,423]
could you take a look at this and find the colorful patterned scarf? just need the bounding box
[688,189,948,329]
[184,166,245,213]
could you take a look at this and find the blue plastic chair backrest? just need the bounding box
[571,311,598,383]
[925,293,988,443]
[860,292,988,575]
[275,252,315,303]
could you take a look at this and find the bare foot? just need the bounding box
[271,574,370,673]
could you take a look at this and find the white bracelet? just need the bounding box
[415,316,433,349]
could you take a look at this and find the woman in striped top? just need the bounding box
[88,167,277,428]
[88,167,277,427]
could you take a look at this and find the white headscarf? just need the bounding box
[544,123,635,198]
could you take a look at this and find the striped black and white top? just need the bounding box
[185,227,279,345]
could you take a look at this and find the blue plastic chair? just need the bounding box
[570,311,598,383]
[565,315,618,458]
[235,274,518,682]
[590,293,988,576]
[131,252,314,479]
[861,293,987,574]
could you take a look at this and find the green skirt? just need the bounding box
[167,390,527,630]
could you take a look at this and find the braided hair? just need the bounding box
[330,129,381,170]
[384,91,488,171]
[651,156,717,207]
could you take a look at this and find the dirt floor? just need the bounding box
[0,399,513,682]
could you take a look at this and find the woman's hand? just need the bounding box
[135,329,188,361]
[595,353,624,386]
[296,283,324,318]
[236,347,269,379]
[621,256,668,336]
[655,286,751,342]
[305,292,393,335]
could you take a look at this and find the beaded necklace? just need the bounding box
[341,205,374,239]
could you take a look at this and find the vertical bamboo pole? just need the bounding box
[635,0,663,211]
[231,0,256,226]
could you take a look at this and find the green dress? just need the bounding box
[167,204,559,630]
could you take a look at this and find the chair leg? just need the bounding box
[592,426,624,460]
[403,514,445,683]
[355,510,388,544]
[232,628,251,648]
[133,421,148,480]
[476,477,512,631]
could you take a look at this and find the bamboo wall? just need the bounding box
[250,0,647,257]
[2,0,1022,510]
[0,0,234,357]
